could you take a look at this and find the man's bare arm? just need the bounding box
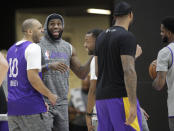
[121,55,137,125]
[0,53,8,86]
[86,80,97,114]
[27,69,57,105]
[86,79,97,131]
[70,46,93,79]
[152,71,167,91]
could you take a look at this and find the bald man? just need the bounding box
[7,18,57,131]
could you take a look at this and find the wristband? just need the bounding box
[46,63,49,70]
[86,112,96,116]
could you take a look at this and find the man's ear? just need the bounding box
[26,29,32,35]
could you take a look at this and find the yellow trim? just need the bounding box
[123,97,140,131]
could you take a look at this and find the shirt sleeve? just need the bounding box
[156,47,171,72]
[90,57,97,80]
[119,33,136,57]
[25,43,41,70]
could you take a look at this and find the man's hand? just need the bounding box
[86,115,95,131]
[48,93,57,106]
[135,44,142,59]
[49,62,69,73]
[125,104,137,125]
[45,102,49,112]
[141,108,150,120]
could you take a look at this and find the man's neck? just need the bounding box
[22,36,33,43]
[114,19,129,31]
[170,35,174,43]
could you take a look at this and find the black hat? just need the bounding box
[114,1,132,16]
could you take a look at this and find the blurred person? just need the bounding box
[1,49,8,97]
[0,50,8,131]
[0,52,8,86]
[68,75,90,131]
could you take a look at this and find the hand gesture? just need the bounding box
[49,62,69,73]
[48,93,57,106]
[135,44,142,59]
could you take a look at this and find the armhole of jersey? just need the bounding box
[167,46,173,69]
[69,44,72,56]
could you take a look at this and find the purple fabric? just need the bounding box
[96,98,142,131]
[7,41,46,115]
[0,121,9,131]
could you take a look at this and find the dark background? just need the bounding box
[1,0,174,130]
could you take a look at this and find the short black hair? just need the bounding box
[114,1,132,16]
[161,16,174,33]
[86,29,103,38]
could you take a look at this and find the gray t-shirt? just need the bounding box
[39,37,72,105]
[156,42,174,117]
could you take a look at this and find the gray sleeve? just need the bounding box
[156,47,171,72]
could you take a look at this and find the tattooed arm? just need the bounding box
[121,55,137,125]
[70,46,93,79]
[152,71,167,91]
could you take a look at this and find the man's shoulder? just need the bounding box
[61,39,72,47]
[159,46,170,54]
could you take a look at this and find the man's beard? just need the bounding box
[48,30,63,40]
[162,36,169,43]
[128,19,134,31]
[88,50,94,55]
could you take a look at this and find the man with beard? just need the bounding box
[7,18,57,131]
[153,16,174,131]
[39,13,93,131]
[94,2,142,131]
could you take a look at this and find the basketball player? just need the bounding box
[7,18,57,131]
[39,13,93,131]
[85,29,149,131]
[94,2,142,131]
[153,16,174,131]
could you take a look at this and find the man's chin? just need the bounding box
[52,35,59,39]
[88,51,94,55]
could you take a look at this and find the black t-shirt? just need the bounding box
[95,26,136,100]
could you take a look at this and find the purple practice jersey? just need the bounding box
[7,41,46,115]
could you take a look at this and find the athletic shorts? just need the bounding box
[8,113,49,131]
[96,97,142,131]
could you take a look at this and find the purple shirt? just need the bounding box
[7,41,46,115]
